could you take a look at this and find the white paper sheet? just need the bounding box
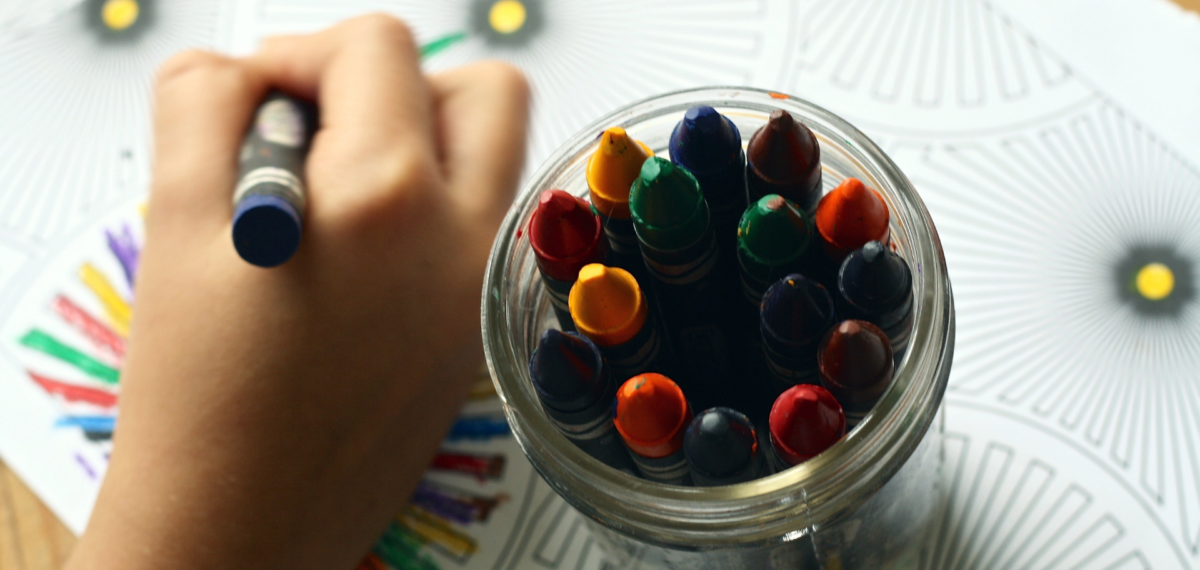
[0,1,1197,568]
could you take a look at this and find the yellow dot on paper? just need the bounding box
[102,0,139,31]
[489,0,527,35]
[1136,262,1174,301]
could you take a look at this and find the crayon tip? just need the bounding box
[629,157,708,250]
[684,407,757,479]
[818,320,894,403]
[530,329,606,408]
[815,178,890,262]
[769,384,845,465]
[586,127,654,219]
[747,110,820,187]
[529,190,606,281]
[737,194,812,266]
[615,373,691,458]
[669,106,742,173]
[232,194,302,268]
[568,264,648,347]
[839,241,911,311]
[761,274,836,345]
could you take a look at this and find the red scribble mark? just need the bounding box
[53,295,125,361]
[29,371,118,408]
[430,451,506,481]
[768,92,789,100]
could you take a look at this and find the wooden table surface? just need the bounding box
[2,0,1198,567]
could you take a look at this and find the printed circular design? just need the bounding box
[0,0,228,243]
[773,0,1096,137]
[889,98,1200,560]
[250,0,797,175]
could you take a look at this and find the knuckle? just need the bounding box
[156,50,225,88]
[156,50,251,99]
[345,13,415,48]
[475,61,530,101]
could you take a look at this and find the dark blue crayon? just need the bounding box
[529,329,638,474]
[684,407,771,486]
[445,416,511,441]
[670,106,747,262]
[232,91,317,268]
[760,274,838,392]
[836,241,914,361]
[629,158,741,408]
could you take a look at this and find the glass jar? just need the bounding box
[482,87,955,569]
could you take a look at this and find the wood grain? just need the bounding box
[0,1,1197,568]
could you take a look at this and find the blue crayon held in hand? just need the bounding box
[670,106,747,261]
[232,91,317,268]
[530,329,638,474]
[760,273,837,392]
[836,241,913,361]
[684,407,771,486]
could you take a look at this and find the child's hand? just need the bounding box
[65,14,528,570]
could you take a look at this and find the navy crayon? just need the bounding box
[232,91,317,267]
[614,373,693,485]
[670,106,747,261]
[630,157,740,407]
[529,189,609,331]
[684,407,771,486]
[760,274,837,392]
[836,241,913,360]
[530,329,638,473]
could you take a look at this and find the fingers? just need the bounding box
[149,50,267,233]
[429,61,530,221]
[248,14,435,166]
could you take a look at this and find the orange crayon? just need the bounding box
[814,177,890,267]
[586,127,655,278]
[614,373,693,485]
[568,264,669,380]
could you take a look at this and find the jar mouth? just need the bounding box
[482,86,955,549]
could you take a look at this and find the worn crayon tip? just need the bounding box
[818,320,894,404]
[761,273,836,345]
[839,241,911,311]
[568,264,648,347]
[586,127,654,219]
[629,157,708,250]
[747,110,819,185]
[769,384,845,465]
[815,178,890,262]
[615,373,691,458]
[738,194,812,266]
[684,407,757,479]
[529,190,605,281]
[670,106,742,173]
[530,329,605,406]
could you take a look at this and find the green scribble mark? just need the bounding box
[19,329,119,385]
[375,522,440,570]
[420,32,467,58]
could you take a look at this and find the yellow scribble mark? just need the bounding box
[80,263,131,336]
[101,0,139,31]
[1136,262,1174,301]
[489,0,526,34]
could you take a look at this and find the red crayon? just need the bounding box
[818,320,894,428]
[614,373,693,485]
[529,190,608,330]
[814,178,890,267]
[768,384,845,469]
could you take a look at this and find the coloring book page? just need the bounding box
[0,0,1198,568]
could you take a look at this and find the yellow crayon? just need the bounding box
[79,263,131,337]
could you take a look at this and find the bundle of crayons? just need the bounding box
[527,106,914,486]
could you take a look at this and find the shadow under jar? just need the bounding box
[482,87,955,570]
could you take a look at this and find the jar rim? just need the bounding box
[482,86,954,548]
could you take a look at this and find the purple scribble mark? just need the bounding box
[75,453,96,480]
[105,223,140,291]
[918,262,922,274]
